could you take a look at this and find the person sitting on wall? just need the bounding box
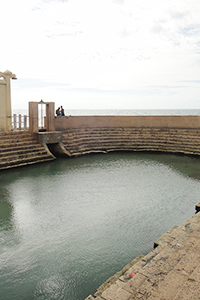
[56,107,61,116]
[61,106,65,116]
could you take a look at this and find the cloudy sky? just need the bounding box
[1,0,200,110]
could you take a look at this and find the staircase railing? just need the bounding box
[12,114,29,131]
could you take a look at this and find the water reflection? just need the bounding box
[0,152,200,299]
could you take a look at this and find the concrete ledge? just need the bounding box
[55,115,200,130]
[36,131,62,144]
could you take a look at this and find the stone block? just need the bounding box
[153,270,189,299]
[190,227,200,240]
[174,250,200,275]
[132,272,166,299]
[154,226,178,248]
[176,236,199,253]
[190,264,200,282]
[139,258,165,278]
[119,260,146,282]
[173,280,200,300]
[123,273,147,294]
[158,249,187,274]
[152,244,175,264]
[37,131,62,144]
[101,280,131,300]
[84,295,95,300]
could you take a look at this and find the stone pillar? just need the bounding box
[24,115,27,130]
[0,70,17,131]
[46,102,55,131]
[13,114,17,130]
[19,114,22,130]
[29,102,38,133]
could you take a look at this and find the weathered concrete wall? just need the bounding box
[37,131,62,144]
[55,115,200,131]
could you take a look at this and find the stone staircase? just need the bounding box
[0,131,55,170]
[62,127,200,157]
[86,211,200,300]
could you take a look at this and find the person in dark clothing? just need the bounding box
[61,106,65,116]
[56,107,61,116]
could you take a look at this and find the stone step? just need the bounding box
[62,132,200,140]
[0,132,31,137]
[0,141,39,149]
[0,137,37,144]
[63,139,200,145]
[62,135,200,144]
[0,130,30,136]
[0,144,44,153]
[63,128,200,136]
[63,143,200,157]
[0,154,54,170]
[0,149,49,162]
[0,131,55,170]
[86,212,200,300]
[62,129,200,141]
[63,139,200,149]
[62,127,200,157]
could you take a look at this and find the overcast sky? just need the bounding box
[1,0,200,110]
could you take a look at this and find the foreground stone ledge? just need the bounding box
[85,209,200,300]
[94,255,144,298]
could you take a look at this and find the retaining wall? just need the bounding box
[55,116,200,157]
[55,115,200,130]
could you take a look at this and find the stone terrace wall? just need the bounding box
[54,115,200,157]
[55,115,200,130]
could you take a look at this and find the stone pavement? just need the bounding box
[85,208,200,300]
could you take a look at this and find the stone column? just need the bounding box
[0,70,17,131]
[29,102,38,133]
[46,102,55,131]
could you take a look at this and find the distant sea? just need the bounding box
[12,108,200,116]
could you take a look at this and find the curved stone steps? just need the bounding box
[62,127,200,157]
[0,131,55,170]
[0,144,45,153]
[0,154,54,170]
[0,149,50,162]
[0,131,35,141]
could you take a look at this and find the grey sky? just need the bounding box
[1,0,200,110]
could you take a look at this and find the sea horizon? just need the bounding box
[12,108,200,117]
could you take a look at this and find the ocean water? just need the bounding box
[13,108,200,116]
[12,108,200,129]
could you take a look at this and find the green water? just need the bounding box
[0,152,200,300]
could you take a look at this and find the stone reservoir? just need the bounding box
[1,113,200,299]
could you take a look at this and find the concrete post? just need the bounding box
[24,115,27,130]
[29,102,38,133]
[19,114,22,130]
[0,70,17,131]
[13,114,17,130]
[29,101,55,133]
[46,102,55,131]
